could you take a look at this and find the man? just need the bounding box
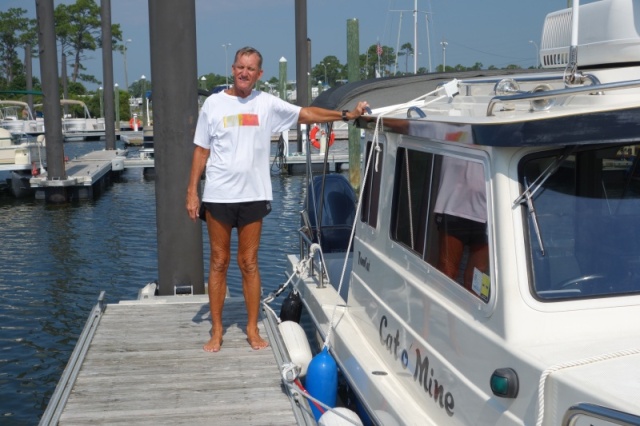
[186,46,369,352]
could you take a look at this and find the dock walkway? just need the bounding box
[41,294,307,425]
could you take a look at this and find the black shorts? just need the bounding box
[435,213,487,246]
[202,201,271,228]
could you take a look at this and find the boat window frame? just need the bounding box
[360,138,384,229]
[389,140,493,303]
[519,143,640,302]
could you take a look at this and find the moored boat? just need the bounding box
[0,100,45,137]
[59,99,105,141]
[273,1,640,424]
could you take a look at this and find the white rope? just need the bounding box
[535,347,640,426]
[283,380,363,425]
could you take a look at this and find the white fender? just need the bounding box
[278,320,312,377]
[319,407,363,426]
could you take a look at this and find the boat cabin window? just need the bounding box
[521,144,640,300]
[360,140,383,228]
[391,148,490,301]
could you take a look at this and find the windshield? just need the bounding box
[520,144,640,300]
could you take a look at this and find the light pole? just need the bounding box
[440,40,448,72]
[320,62,327,86]
[98,86,103,118]
[140,74,146,127]
[114,83,120,127]
[222,43,231,87]
[122,38,131,115]
[529,40,540,68]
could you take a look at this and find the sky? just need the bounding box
[4,0,584,91]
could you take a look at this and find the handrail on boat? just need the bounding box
[298,227,324,287]
[39,291,107,426]
[486,79,640,116]
[562,403,640,426]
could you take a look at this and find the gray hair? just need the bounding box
[234,46,263,69]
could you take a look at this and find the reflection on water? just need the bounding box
[0,141,310,424]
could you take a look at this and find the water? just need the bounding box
[0,141,313,425]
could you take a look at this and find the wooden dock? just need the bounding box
[40,294,312,425]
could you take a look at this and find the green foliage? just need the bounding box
[359,44,396,79]
[311,56,343,87]
[0,8,36,86]
[54,0,122,84]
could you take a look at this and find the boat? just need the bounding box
[0,127,46,198]
[59,99,105,141]
[0,100,45,137]
[269,1,640,424]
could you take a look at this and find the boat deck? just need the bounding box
[41,295,302,425]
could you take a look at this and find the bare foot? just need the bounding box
[203,328,223,353]
[246,328,268,350]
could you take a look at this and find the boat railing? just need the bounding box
[298,226,322,286]
[562,403,640,426]
[486,78,640,116]
[39,292,107,426]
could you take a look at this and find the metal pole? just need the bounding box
[222,43,231,87]
[140,75,146,127]
[101,0,116,150]
[413,0,418,73]
[529,40,539,68]
[149,0,204,295]
[114,83,120,129]
[441,40,447,72]
[35,0,67,202]
[123,38,131,115]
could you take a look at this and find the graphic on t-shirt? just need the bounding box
[223,113,260,128]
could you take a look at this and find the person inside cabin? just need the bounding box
[186,46,369,352]
[434,156,489,293]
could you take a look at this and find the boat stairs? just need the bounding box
[39,292,313,425]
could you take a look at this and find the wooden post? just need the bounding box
[347,18,361,191]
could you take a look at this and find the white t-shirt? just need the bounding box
[194,90,301,202]
[434,156,487,223]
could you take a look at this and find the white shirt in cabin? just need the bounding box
[434,156,487,223]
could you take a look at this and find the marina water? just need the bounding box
[0,140,312,425]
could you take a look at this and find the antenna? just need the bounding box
[565,0,580,85]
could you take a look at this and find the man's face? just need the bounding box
[231,53,264,93]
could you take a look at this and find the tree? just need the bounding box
[398,42,414,74]
[312,55,343,87]
[0,8,36,87]
[55,0,122,84]
[359,44,395,79]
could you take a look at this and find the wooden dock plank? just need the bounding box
[58,297,297,425]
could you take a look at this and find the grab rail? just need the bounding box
[39,292,107,426]
[487,79,640,116]
[562,403,640,426]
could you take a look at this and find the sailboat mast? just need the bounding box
[413,0,418,73]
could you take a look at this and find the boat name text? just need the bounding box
[379,315,455,417]
[357,251,370,271]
